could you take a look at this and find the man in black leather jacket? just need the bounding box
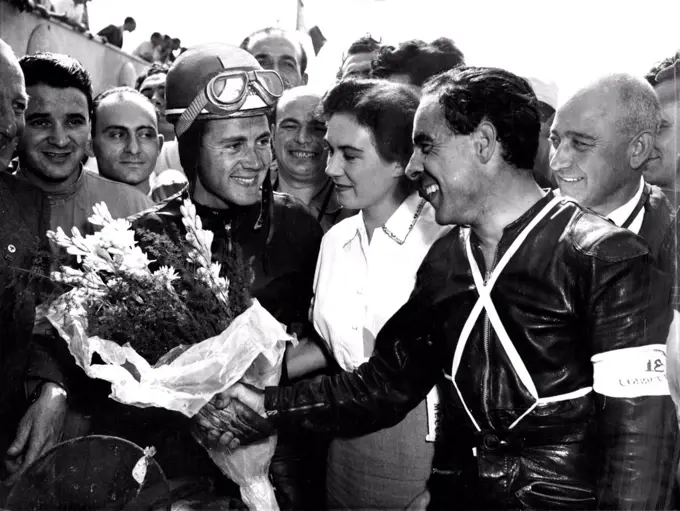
[205,67,679,510]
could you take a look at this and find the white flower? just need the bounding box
[153,265,179,291]
[89,202,115,227]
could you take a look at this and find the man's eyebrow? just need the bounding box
[25,112,50,120]
[562,130,597,141]
[278,116,300,125]
[218,135,248,144]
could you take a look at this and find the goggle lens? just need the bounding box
[254,71,285,98]
[210,75,248,104]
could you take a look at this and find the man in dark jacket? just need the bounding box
[0,39,52,486]
[22,44,326,509]
[551,73,678,308]
[208,67,679,510]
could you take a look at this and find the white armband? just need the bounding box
[591,344,669,398]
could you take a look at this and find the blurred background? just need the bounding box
[87,0,680,103]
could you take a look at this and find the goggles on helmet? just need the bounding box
[174,69,284,138]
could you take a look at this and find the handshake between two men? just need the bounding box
[194,383,273,450]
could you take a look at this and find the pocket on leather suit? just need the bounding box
[515,480,596,510]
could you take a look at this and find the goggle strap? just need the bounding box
[176,89,209,139]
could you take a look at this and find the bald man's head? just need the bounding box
[550,73,659,215]
[272,86,328,185]
[92,87,162,192]
[0,39,26,170]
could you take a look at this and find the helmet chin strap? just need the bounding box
[254,167,274,245]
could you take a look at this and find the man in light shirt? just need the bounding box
[132,32,162,63]
[50,0,87,27]
[550,74,675,271]
[91,86,186,202]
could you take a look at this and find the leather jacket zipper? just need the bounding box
[481,246,499,425]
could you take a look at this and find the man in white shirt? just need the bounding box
[132,33,162,63]
[50,0,87,27]
[550,73,671,236]
[550,73,677,321]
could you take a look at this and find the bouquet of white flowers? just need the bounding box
[39,199,291,511]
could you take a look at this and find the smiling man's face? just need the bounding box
[19,84,90,184]
[273,89,327,186]
[549,88,635,215]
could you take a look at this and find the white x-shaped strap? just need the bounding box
[448,195,563,431]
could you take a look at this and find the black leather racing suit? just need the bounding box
[264,193,679,509]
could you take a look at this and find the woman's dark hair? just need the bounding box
[422,66,539,171]
[371,38,465,87]
[19,52,94,118]
[319,78,419,170]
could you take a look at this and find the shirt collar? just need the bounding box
[342,193,427,249]
[606,177,645,227]
[382,192,427,245]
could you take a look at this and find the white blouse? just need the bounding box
[311,192,453,372]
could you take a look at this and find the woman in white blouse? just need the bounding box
[287,79,452,510]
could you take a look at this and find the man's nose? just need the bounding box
[152,91,164,110]
[296,126,312,145]
[405,153,423,181]
[125,135,141,155]
[242,146,265,170]
[549,143,571,172]
[49,122,69,147]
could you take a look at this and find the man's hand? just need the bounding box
[193,383,273,450]
[4,383,67,485]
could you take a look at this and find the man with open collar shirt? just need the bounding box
[200,66,679,510]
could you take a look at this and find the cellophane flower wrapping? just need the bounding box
[40,200,293,511]
[193,353,283,511]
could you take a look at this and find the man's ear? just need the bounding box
[302,73,309,86]
[158,133,164,153]
[474,121,497,164]
[630,131,655,171]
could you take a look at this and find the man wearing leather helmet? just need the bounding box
[131,43,328,509]
[20,44,327,509]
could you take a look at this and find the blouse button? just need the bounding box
[7,245,16,253]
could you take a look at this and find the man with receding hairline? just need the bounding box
[551,74,676,293]
[92,86,187,202]
[240,27,308,90]
[272,86,354,232]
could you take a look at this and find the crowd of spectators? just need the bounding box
[2,9,680,511]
